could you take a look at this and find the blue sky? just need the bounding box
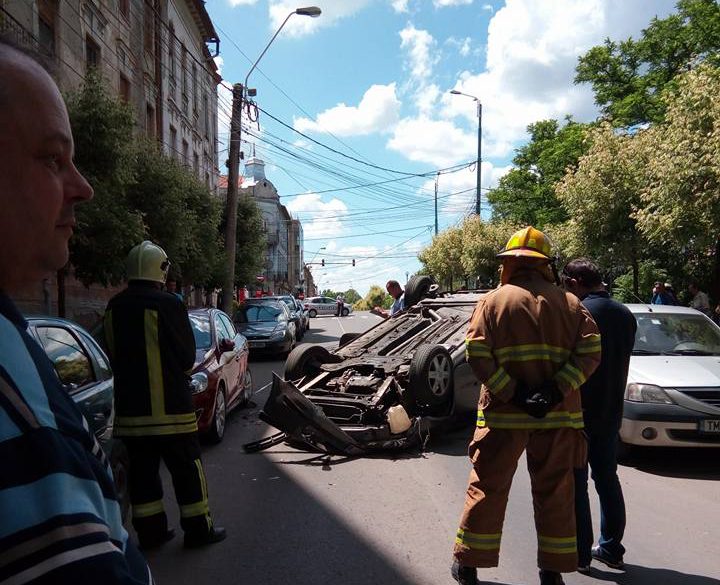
[207,0,677,297]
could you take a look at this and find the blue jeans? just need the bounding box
[574,429,626,565]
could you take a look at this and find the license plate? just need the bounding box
[699,419,720,433]
[249,341,266,348]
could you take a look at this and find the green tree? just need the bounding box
[575,0,720,126]
[66,71,144,286]
[459,218,521,287]
[232,195,267,288]
[486,118,590,228]
[556,123,652,294]
[418,227,465,289]
[343,289,361,304]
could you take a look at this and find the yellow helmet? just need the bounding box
[497,226,553,260]
[126,241,170,283]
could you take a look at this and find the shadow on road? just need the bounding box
[588,564,720,585]
[622,447,720,481]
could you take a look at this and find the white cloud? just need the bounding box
[228,0,258,6]
[399,24,438,81]
[285,193,348,240]
[433,0,473,7]
[387,117,474,167]
[267,1,372,37]
[294,83,401,136]
[482,3,493,12]
[442,0,678,159]
[391,0,409,13]
[446,36,473,58]
[214,55,224,76]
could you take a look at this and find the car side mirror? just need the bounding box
[219,338,235,353]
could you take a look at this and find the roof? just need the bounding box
[625,304,703,315]
[218,175,244,190]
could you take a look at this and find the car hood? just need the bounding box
[236,322,283,337]
[629,355,720,387]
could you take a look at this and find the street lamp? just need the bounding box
[222,7,321,313]
[307,246,326,266]
[450,89,482,216]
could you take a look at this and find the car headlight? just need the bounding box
[270,330,286,341]
[625,383,675,404]
[190,372,209,394]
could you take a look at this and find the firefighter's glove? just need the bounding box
[524,391,551,418]
[511,380,531,409]
[535,379,564,409]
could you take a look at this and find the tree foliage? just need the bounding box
[575,0,720,126]
[486,118,590,228]
[417,227,465,289]
[66,71,144,286]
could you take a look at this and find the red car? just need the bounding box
[188,308,253,443]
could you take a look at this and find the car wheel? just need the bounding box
[207,387,227,444]
[339,332,361,347]
[109,440,131,524]
[341,307,350,317]
[404,275,436,307]
[240,369,254,406]
[285,344,338,381]
[308,309,317,318]
[408,344,454,408]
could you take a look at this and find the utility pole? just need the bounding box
[434,172,439,235]
[476,100,482,216]
[222,83,243,314]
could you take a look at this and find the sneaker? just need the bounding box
[451,560,477,585]
[184,526,227,549]
[539,570,564,585]
[591,545,624,569]
[138,528,175,551]
[577,563,592,574]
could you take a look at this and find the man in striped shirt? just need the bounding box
[452,227,601,585]
[0,37,151,583]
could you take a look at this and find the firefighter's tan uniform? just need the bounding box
[453,236,601,574]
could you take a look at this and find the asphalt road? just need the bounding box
[142,311,720,585]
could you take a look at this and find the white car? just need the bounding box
[621,304,720,450]
[304,296,353,317]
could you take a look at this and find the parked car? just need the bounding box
[620,304,720,452]
[263,295,308,340]
[304,296,353,317]
[188,308,253,443]
[26,316,130,521]
[233,300,297,356]
[248,278,483,455]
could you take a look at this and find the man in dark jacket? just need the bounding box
[0,37,151,583]
[562,258,637,572]
[105,241,226,550]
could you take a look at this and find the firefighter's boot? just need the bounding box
[539,569,564,585]
[184,526,227,548]
[451,560,477,585]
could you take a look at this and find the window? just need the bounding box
[119,74,130,102]
[192,63,198,112]
[143,1,154,55]
[146,103,155,137]
[169,126,177,158]
[36,327,94,390]
[182,140,189,165]
[168,22,176,81]
[219,314,237,338]
[85,36,100,70]
[193,152,199,174]
[203,93,209,136]
[38,0,57,56]
[119,0,130,19]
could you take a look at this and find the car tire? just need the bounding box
[308,309,317,318]
[207,387,227,444]
[338,332,361,347]
[404,275,436,307]
[408,344,454,408]
[109,440,131,524]
[240,369,254,407]
[341,307,350,317]
[285,344,338,381]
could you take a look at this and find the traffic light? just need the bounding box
[352,259,355,266]
[321,259,324,266]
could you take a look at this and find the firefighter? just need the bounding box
[451,227,601,585]
[104,241,226,550]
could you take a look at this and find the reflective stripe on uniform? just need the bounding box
[180,500,210,519]
[477,409,584,429]
[465,339,493,358]
[494,343,571,364]
[555,363,586,390]
[455,529,502,550]
[132,500,164,518]
[575,334,601,354]
[538,534,577,554]
[486,367,511,395]
[114,420,198,437]
[144,309,165,417]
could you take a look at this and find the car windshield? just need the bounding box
[634,313,720,355]
[235,304,284,323]
[189,314,212,350]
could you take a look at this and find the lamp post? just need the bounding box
[222,6,321,314]
[450,89,482,216]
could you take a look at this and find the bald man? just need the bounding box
[0,38,151,583]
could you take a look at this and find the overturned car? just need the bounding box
[246,278,486,455]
